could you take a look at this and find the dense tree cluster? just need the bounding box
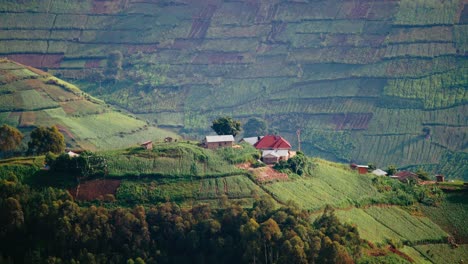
[273,152,314,176]
[27,126,65,155]
[0,124,23,155]
[211,117,242,137]
[243,118,268,137]
[0,177,362,264]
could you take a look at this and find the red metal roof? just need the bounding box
[254,135,292,150]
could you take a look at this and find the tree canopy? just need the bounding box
[243,117,268,137]
[27,126,65,155]
[0,124,23,153]
[211,117,242,137]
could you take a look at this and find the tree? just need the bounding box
[211,117,241,137]
[386,165,397,176]
[0,124,23,153]
[415,167,430,181]
[27,126,65,155]
[105,50,123,81]
[243,117,268,137]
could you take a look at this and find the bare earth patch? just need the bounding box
[237,163,288,183]
[70,179,121,201]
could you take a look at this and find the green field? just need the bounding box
[413,244,468,264]
[0,0,466,181]
[420,192,468,243]
[264,159,382,210]
[0,59,178,150]
[116,175,265,205]
[103,142,243,178]
[335,206,447,245]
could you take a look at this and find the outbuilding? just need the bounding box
[203,135,235,149]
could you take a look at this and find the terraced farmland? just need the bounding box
[334,206,448,245]
[0,59,177,150]
[0,0,466,179]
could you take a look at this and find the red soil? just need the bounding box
[84,59,102,68]
[7,54,63,68]
[193,52,246,64]
[70,179,121,201]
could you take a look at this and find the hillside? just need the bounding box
[0,58,177,150]
[0,0,466,179]
[1,142,466,263]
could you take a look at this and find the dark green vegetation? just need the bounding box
[27,125,65,155]
[0,59,177,151]
[0,0,465,178]
[0,124,23,154]
[1,141,465,263]
[0,172,367,264]
[211,116,242,137]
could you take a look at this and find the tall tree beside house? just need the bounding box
[0,124,23,154]
[27,126,65,155]
[211,117,242,137]
[243,117,268,137]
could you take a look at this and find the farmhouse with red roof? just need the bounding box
[254,135,292,164]
[254,135,292,150]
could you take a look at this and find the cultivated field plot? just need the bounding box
[104,143,241,178]
[420,192,468,243]
[413,244,468,264]
[197,175,265,199]
[335,206,447,244]
[70,179,121,201]
[264,159,382,210]
[116,175,264,205]
[0,0,467,181]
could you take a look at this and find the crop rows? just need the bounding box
[420,192,468,243]
[264,159,382,210]
[104,144,240,178]
[198,176,264,199]
[383,43,457,58]
[394,0,459,25]
[414,244,468,264]
[335,206,447,244]
[384,67,468,109]
[386,26,453,44]
[352,133,447,166]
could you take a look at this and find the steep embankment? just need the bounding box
[0,0,466,179]
[0,58,177,150]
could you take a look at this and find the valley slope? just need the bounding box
[0,59,177,150]
[0,0,466,179]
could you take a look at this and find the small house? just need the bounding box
[262,149,290,164]
[67,151,80,157]
[141,140,153,150]
[240,136,263,146]
[391,171,419,182]
[435,175,445,182]
[204,135,235,149]
[372,169,388,176]
[350,164,369,174]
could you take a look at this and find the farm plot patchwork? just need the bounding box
[335,206,447,245]
[116,175,263,205]
[413,244,468,264]
[104,143,241,178]
[420,192,468,243]
[264,159,382,210]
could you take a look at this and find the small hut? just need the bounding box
[435,175,445,182]
[141,140,153,150]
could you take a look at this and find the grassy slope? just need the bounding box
[0,59,177,150]
[0,0,467,179]
[420,191,468,244]
[1,145,464,263]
